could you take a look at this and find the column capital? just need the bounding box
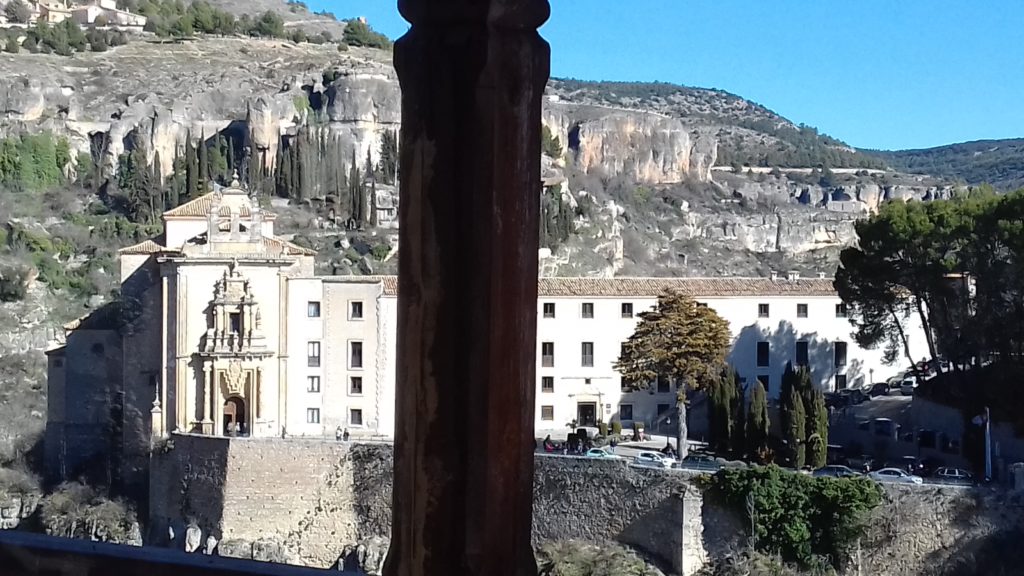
[399,0,549,31]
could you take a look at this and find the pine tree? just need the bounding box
[746,380,770,461]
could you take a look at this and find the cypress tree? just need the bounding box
[746,380,770,461]
[367,147,378,227]
[807,388,829,469]
[730,370,746,457]
[785,383,807,469]
[197,134,209,195]
[184,136,197,200]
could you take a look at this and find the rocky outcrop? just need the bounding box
[0,491,40,530]
[543,102,718,184]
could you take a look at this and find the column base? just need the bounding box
[201,419,214,435]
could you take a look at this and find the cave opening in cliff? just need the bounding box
[567,123,581,154]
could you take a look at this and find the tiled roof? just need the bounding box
[162,193,276,219]
[118,235,166,255]
[262,237,317,256]
[63,302,123,331]
[536,277,837,298]
[359,276,835,298]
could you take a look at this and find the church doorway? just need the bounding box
[223,396,247,437]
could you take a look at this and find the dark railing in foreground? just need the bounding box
[0,531,357,576]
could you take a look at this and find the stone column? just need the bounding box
[201,361,213,434]
[385,2,550,575]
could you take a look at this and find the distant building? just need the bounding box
[38,2,72,23]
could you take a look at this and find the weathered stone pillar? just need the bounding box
[385,1,550,576]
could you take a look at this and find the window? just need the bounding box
[697,302,709,308]
[757,374,770,392]
[350,341,364,369]
[541,405,554,421]
[657,403,671,416]
[541,376,554,393]
[836,374,848,390]
[797,303,808,318]
[836,303,848,318]
[350,301,364,320]
[349,408,363,426]
[796,341,809,366]
[619,404,633,421]
[541,342,554,367]
[582,302,594,318]
[758,303,770,318]
[621,303,633,318]
[756,341,770,367]
[307,341,321,368]
[229,312,241,334]
[306,408,320,424]
[306,376,320,393]
[657,378,670,394]
[350,376,363,395]
[307,301,321,318]
[581,342,594,367]
[543,302,555,318]
[834,341,848,367]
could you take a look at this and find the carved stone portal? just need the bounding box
[222,360,245,396]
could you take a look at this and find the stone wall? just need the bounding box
[150,436,1024,575]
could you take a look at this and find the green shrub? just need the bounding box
[541,124,562,158]
[706,466,882,570]
[342,19,390,49]
[597,422,608,437]
[370,243,391,261]
[0,266,29,302]
[611,421,622,436]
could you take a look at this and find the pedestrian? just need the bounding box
[343,428,351,442]
[336,426,343,441]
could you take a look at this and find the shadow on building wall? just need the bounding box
[729,320,865,394]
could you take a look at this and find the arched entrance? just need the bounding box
[223,396,247,436]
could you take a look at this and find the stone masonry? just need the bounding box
[150,435,1024,575]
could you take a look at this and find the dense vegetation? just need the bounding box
[706,466,883,570]
[835,187,1024,467]
[870,139,1024,190]
[779,363,828,469]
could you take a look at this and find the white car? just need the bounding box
[900,378,918,396]
[633,451,675,469]
[585,448,621,460]
[869,467,923,484]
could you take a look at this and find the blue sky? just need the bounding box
[309,1,1024,151]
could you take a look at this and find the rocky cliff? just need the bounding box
[0,36,963,283]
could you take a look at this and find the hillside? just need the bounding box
[870,139,1024,190]
[549,79,887,170]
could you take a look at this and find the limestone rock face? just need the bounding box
[0,491,40,530]
[543,103,718,184]
[338,536,390,575]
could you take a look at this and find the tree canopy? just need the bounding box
[616,290,731,458]
[835,188,1024,373]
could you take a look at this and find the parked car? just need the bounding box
[933,467,974,484]
[585,448,621,460]
[634,451,675,469]
[813,465,860,478]
[900,378,918,396]
[845,455,876,473]
[677,453,720,471]
[868,383,890,397]
[839,388,869,405]
[869,467,924,484]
